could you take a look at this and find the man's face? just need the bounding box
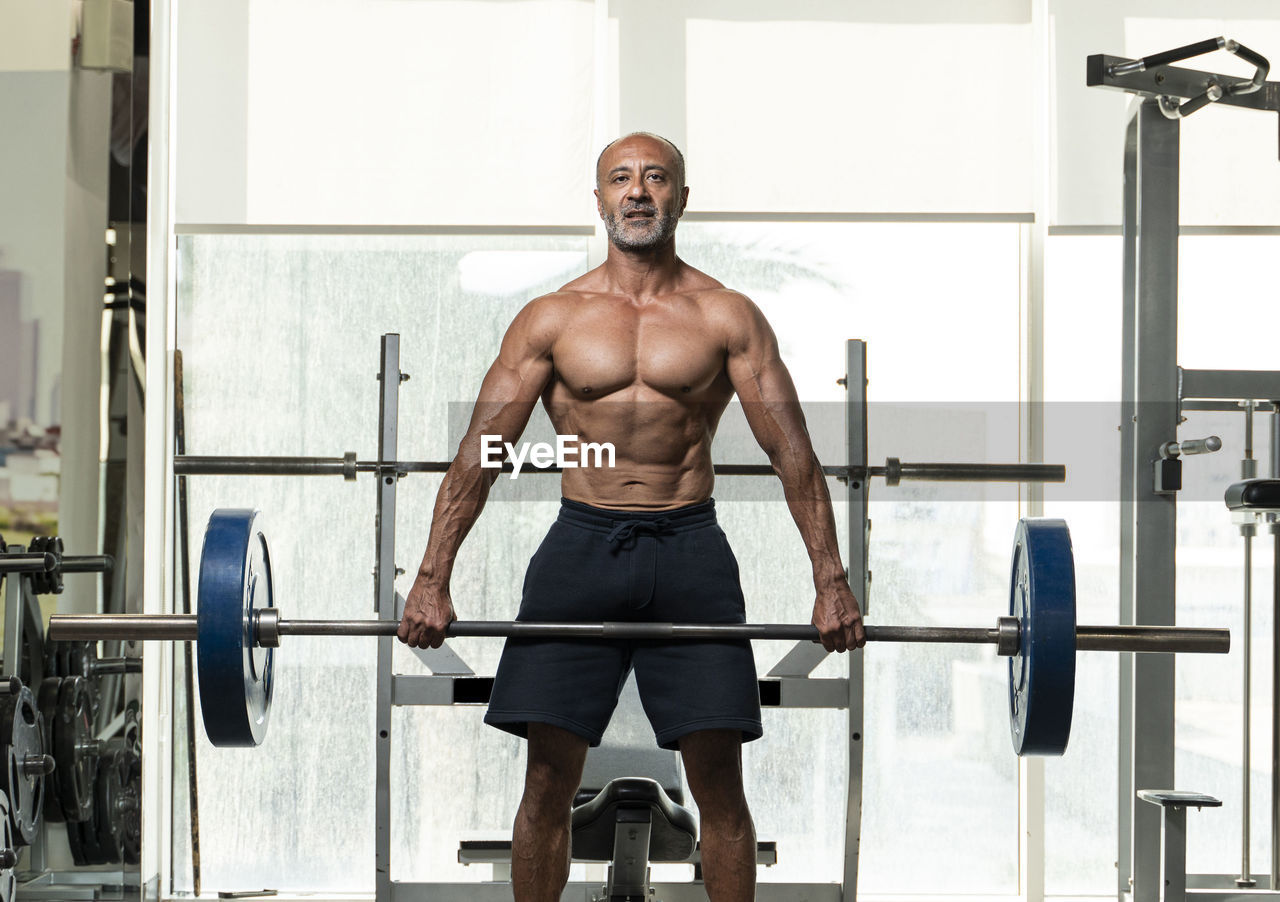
[594,137,689,252]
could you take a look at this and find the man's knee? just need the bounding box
[679,729,748,805]
[523,723,590,807]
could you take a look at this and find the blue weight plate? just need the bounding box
[1008,518,1076,756]
[197,509,274,747]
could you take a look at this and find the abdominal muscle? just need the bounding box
[547,389,725,511]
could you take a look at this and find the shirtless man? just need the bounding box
[398,132,865,901]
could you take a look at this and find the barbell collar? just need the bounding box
[997,616,1021,656]
[257,608,281,648]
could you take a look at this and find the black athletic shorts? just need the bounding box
[484,498,762,750]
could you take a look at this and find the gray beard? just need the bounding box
[604,209,679,251]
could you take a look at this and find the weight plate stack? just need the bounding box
[26,538,53,596]
[0,684,47,846]
[52,677,95,823]
[0,793,15,902]
[13,598,46,691]
[28,536,64,596]
[65,642,96,682]
[119,743,140,866]
[64,642,103,729]
[88,741,129,864]
[35,678,63,824]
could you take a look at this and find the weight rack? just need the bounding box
[164,333,1061,901]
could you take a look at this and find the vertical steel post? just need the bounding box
[375,334,402,901]
[1240,403,1258,888]
[843,339,868,900]
[1117,106,1139,899]
[1124,99,1181,902]
[1273,406,1280,891]
[1160,805,1188,902]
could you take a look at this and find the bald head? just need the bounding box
[595,132,686,191]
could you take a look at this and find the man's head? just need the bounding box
[594,132,689,252]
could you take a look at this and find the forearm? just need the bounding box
[771,448,848,590]
[415,451,497,589]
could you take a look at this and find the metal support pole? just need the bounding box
[1118,106,1140,898]
[1239,401,1258,888]
[843,339,868,901]
[375,334,401,902]
[1160,805,1188,902]
[1241,528,1255,887]
[1272,404,1280,891]
[1124,98,1181,902]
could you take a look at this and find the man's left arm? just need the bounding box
[722,293,865,652]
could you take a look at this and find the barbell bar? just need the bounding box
[0,554,114,576]
[172,454,1066,485]
[48,613,1227,655]
[46,510,1230,756]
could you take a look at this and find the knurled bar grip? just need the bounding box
[47,613,1230,655]
[1141,37,1225,70]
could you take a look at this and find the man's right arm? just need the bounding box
[397,297,559,648]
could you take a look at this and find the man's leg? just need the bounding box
[679,729,757,901]
[512,723,590,902]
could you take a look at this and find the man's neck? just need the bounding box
[601,240,684,300]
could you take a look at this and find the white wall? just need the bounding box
[0,0,112,610]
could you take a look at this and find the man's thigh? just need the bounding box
[631,640,762,751]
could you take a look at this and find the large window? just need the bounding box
[1044,234,1280,888]
[162,0,1280,896]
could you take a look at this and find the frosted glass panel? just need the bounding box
[685,12,1033,213]
[173,222,1021,892]
[1043,234,1279,888]
[173,233,588,892]
[681,221,1022,892]
[1043,235,1123,893]
[1179,235,1280,370]
[175,0,596,225]
[1178,416,1275,877]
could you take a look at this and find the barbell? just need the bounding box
[47,511,1230,756]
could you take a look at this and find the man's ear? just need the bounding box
[678,185,690,217]
[594,188,604,219]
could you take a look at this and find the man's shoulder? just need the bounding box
[695,285,760,320]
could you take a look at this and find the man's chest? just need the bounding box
[550,306,727,397]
